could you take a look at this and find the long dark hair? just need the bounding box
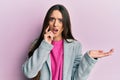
[28,4,75,80]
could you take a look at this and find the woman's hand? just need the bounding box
[44,26,54,44]
[89,48,114,58]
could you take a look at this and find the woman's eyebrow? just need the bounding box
[50,16,62,19]
[49,17,55,19]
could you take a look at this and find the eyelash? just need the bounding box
[58,19,63,22]
[49,17,63,23]
[49,18,54,21]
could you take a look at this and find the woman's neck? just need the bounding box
[53,36,63,41]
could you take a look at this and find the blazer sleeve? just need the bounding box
[22,40,53,78]
[72,42,97,80]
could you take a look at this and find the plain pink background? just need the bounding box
[0,0,120,80]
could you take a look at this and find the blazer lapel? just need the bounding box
[63,40,73,79]
[46,39,74,80]
[46,54,51,74]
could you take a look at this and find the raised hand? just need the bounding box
[44,26,54,44]
[89,48,114,58]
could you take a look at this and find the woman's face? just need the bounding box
[48,10,64,40]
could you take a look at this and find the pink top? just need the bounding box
[50,40,64,80]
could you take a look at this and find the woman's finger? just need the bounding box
[110,48,114,53]
[45,26,50,33]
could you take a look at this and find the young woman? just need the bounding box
[22,4,114,80]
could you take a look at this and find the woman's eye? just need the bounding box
[59,19,63,23]
[49,17,54,21]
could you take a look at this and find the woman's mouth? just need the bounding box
[52,29,58,34]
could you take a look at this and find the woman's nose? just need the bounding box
[53,20,58,27]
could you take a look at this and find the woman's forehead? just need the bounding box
[50,10,63,19]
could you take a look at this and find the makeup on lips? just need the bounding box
[52,28,58,34]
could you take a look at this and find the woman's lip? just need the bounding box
[52,29,58,34]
